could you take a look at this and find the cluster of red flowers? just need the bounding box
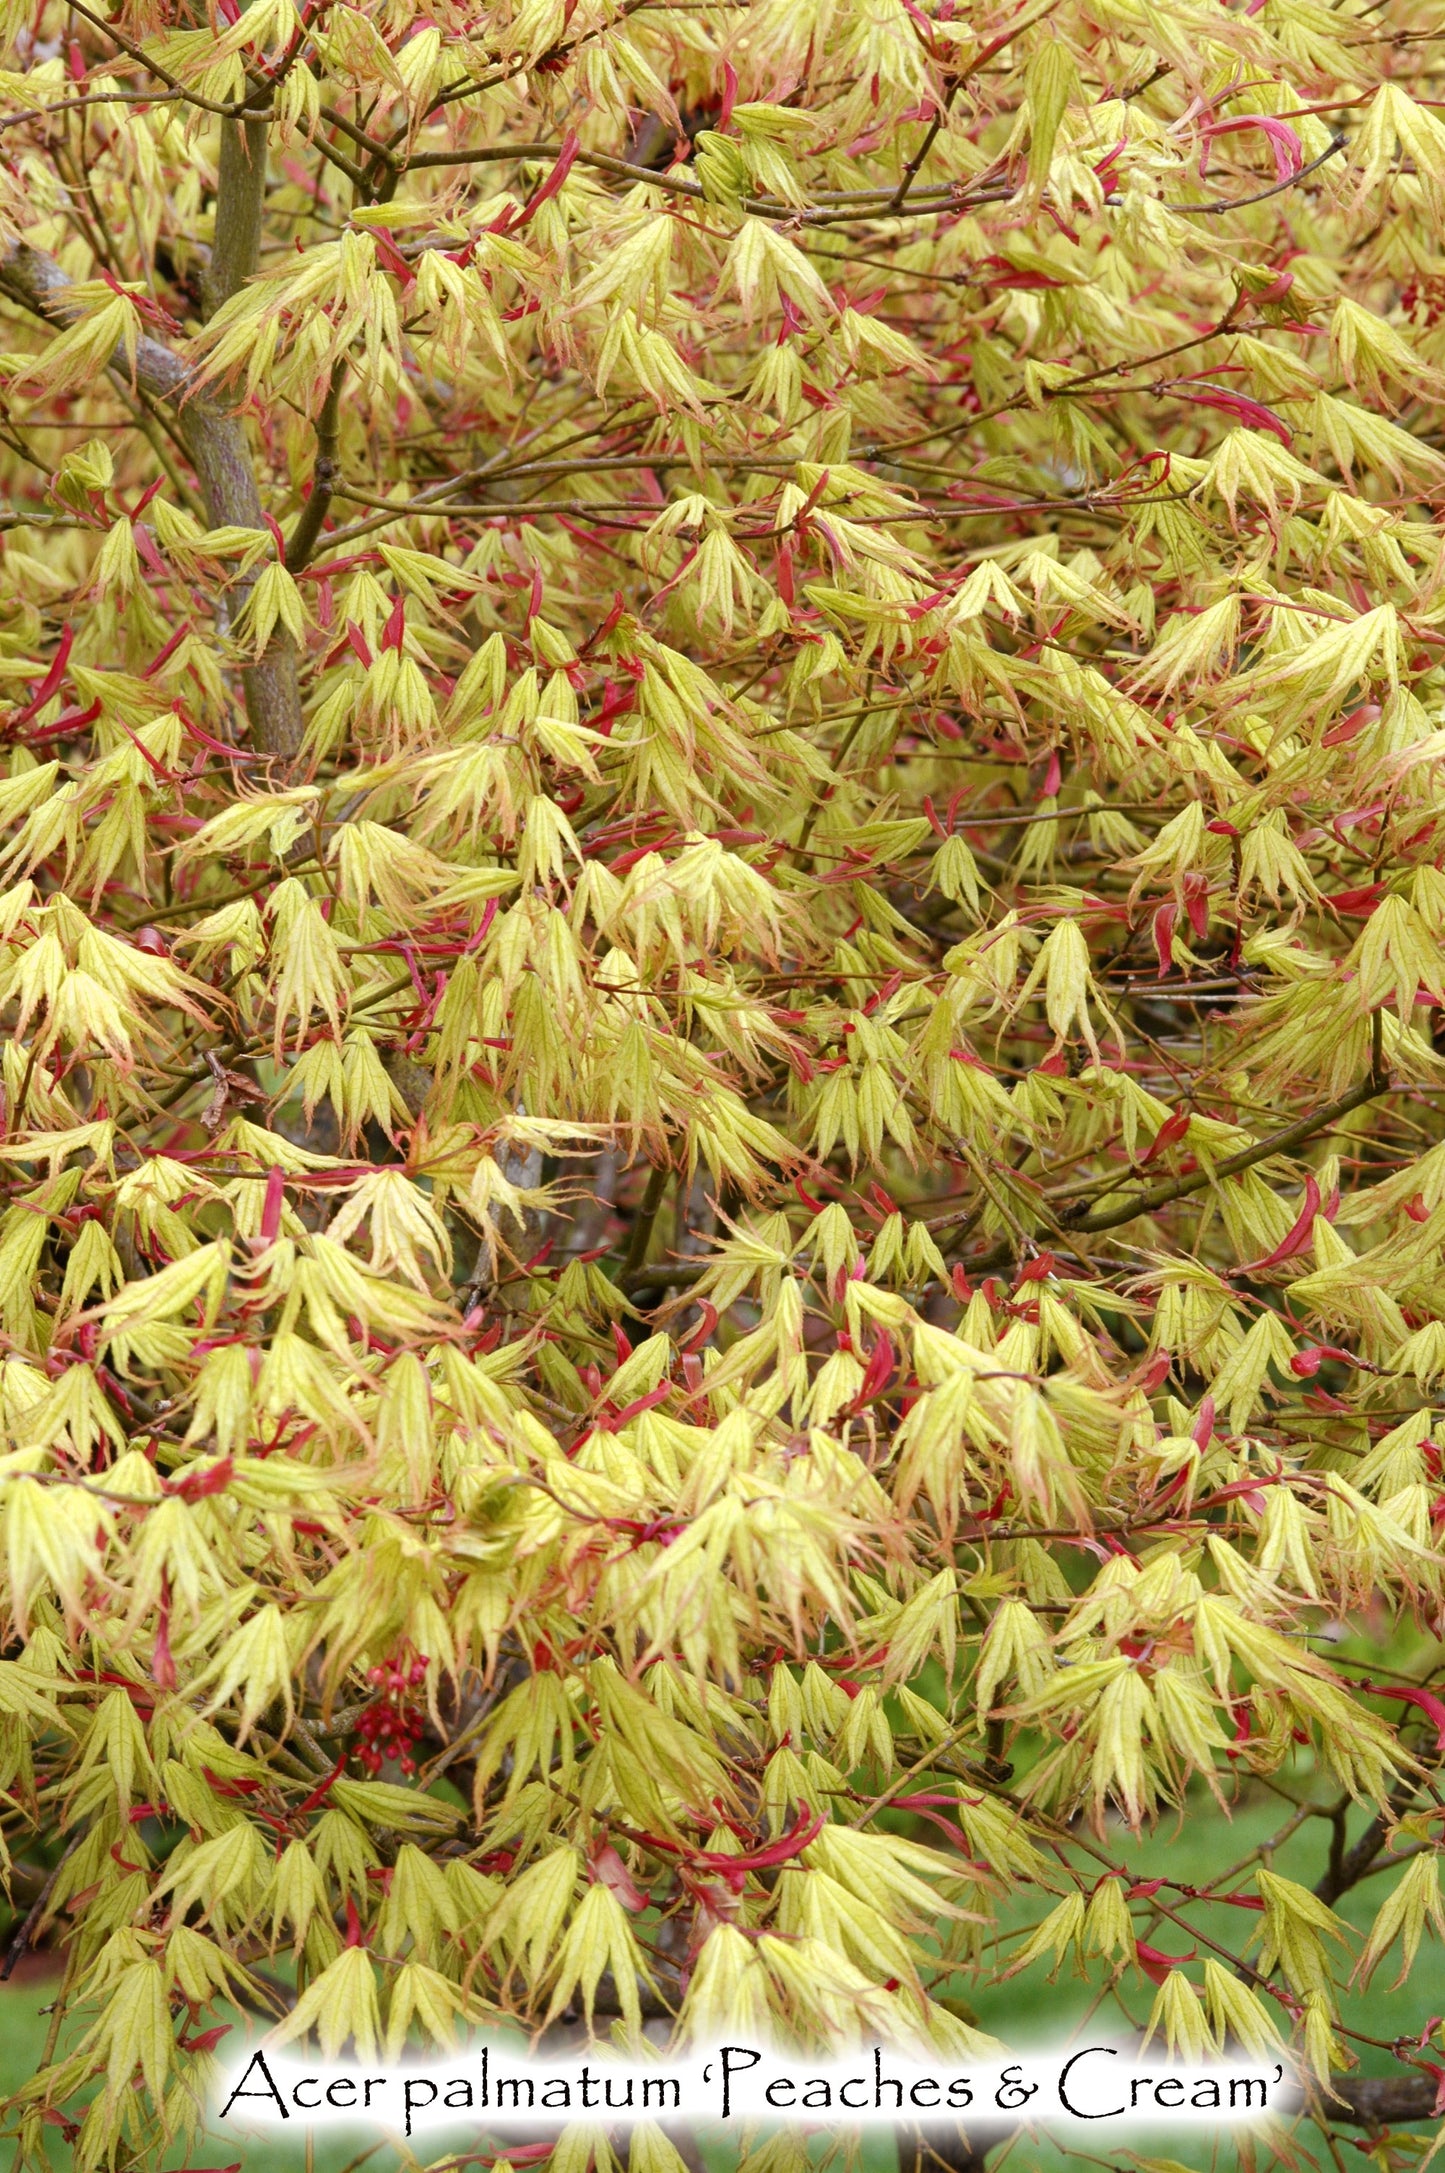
[353,1654,429,1777]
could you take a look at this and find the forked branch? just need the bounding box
[0,145,302,761]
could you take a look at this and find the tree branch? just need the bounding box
[899,2125,994,2173]
[889,0,1062,213]
[1313,1786,1418,1909]
[1328,2074,1442,2127]
[0,240,302,761]
[0,1832,83,1981]
[202,112,269,320]
[622,1161,670,1278]
[394,134,972,228]
[1168,132,1346,216]
[961,1061,1391,1274]
[62,0,270,118]
[1063,1067,1388,1237]
[285,362,345,573]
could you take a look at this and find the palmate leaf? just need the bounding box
[0,0,1444,2158]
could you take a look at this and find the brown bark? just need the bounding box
[286,363,344,574]
[0,151,303,763]
[1327,2072,1441,2128]
[202,114,269,319]
[898,2123,994,2173]
[891,2070,1444,2165]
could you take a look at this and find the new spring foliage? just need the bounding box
[0,0,1443,2163]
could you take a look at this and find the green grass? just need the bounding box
[1,1778,1434,2172]
[959,1770,1428,2173]
[936,1627,1445,2170]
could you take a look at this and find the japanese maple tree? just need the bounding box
[1,0,1445,2165]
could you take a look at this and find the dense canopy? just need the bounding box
[2,0,1445,2163]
